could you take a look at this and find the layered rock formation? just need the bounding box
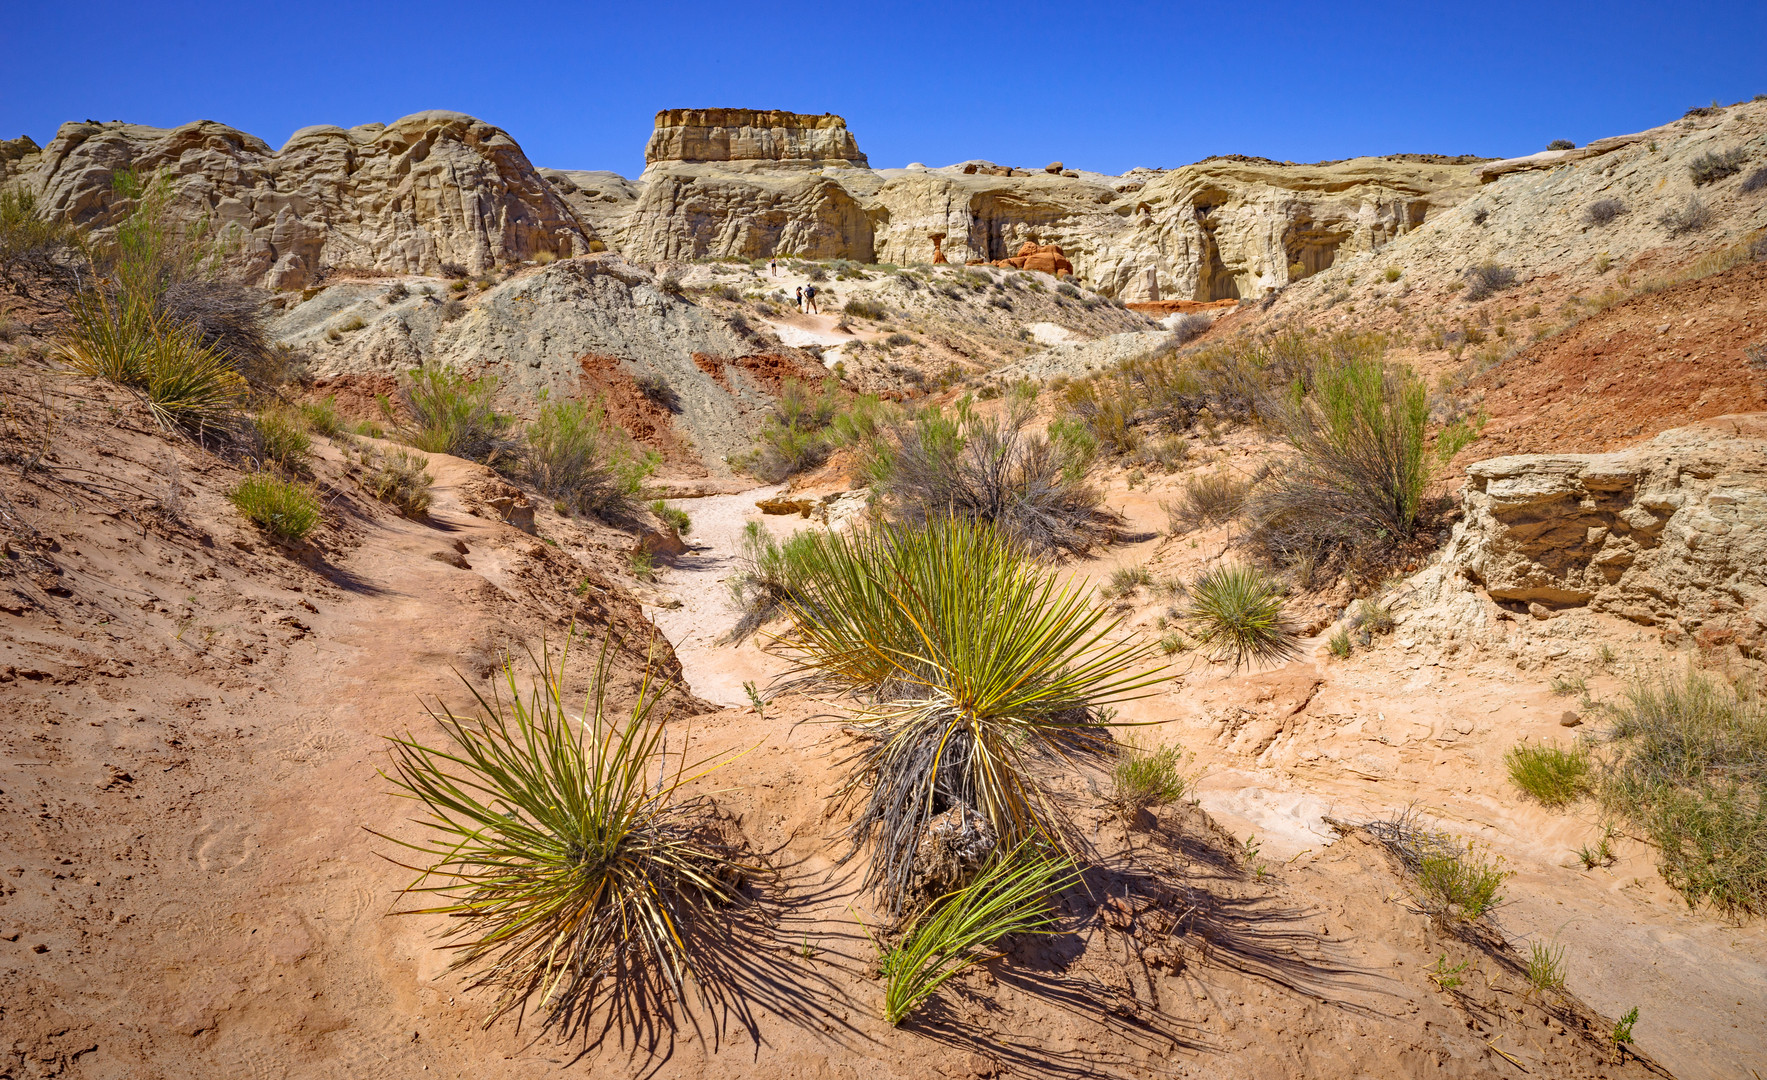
[1437,415,1767,656]
[16,112,594,290]
[642,109,867,172]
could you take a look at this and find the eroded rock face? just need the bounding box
[643,109,868,171]
[20,112,593,290]
[1443,415,1767,653]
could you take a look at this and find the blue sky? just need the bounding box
[3,1,1763,177]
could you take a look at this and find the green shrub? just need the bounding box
[253,407,311,469]
[1184,563,1298,669]
[401,368,512,461]
[1247,354,1431,575]
[299,395,343,436]
[1600,670,1767,913]
[59,292,247,433]
[1383,266,1403,282]
[725,521,822,643]
[879,847,1074,1025]
[376,641,749,1030]
[777,519,1164,909]
[229,472,321,541]
[1351,598,1395,636]
[1416,844,1508,919]
[0,186,79,296]
[1328,627,1353,658]
[1505,743,1591,807]
[649,498,691,535]
[741,377,843,482]
[1107,739,1191,822]
[1106,563,1152,598]
[843,297,887,320]
[367,448,434,517]
[519,398,656,519]
[1525,940,1567,994]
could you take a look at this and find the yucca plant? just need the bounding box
[1184,563,1299,669]
[879,846,1076,1025]
[376,640,750,1032]
[775,519,1164,908]
[59,290,245,433]
[57,291,155,383]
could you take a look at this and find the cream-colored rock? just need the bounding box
[21,112,593,289]
[642,109,867,172]
[1436,414,1767,655]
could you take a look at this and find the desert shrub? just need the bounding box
[864,400,1105,557]
[776,519,1163,909]
[1462,262,1518,301]
[385,282,409,303]
[160,279,276,387]
[299,395,343,436]
[1107,740,1191,822]
[843,297,887,320]
[1688,147,1748,186]
[649,498,691,535]
[1658,195,1713,235]
[518,398,656,519]
[1599,670,1767,913]
[0,186,80,296]
[1183,563,1298,669]
[1169,313,1212,345]
[1471,207,1489,226]
[1584,198,1627,226]
[229,472,320,541]
[376,642,750,1031]
[401,368,512,461]
[1350,597,1395,637]
[1164,470,1247,533]
[742,377,843,482]
[806,265,828,282]
[1526,940,1567,994]
[1106,563,1152,598]
[1505,743,1592,807]
[880,847,1073,1024]
[634,371,679,410]
[1327,627,1353,658]
[1546,139,1576,151]
[1416,844,1508,919]
[884,332,914,348]
[1383,266,1403,282]
[367,448,434,517]
[253,407,311,468]
[711,283,741,302]
[1245,354,1432,575]
[1743,168,1767,194]
[725,522,823,643]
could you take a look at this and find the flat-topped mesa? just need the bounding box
[643,109,868,171]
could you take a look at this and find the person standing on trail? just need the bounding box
[804,284,818,314]
[769,257,778,277]
[795,285,805,313]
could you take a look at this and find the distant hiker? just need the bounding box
[795,285,805,313]
[804,284,819,314]
[769,258,778,277]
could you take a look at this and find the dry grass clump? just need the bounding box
[1462,262,1518,301]
[377,642,750,1032]
[843,297,887,320]
[1505,743,1592,807]
[298,395,343,436]
[229,472,320,542]
[1583,198,1627,227]
[252,407,311,469]
[1743,167,1767,195]
[1363,809,1509,920]
[1163,469,1247,533]
[0,186,81,296]
[1183,563,1298,669]
[1658,195,1713,235]
[1600,669,1767,914]
[775,519,1163,910]
[367,447,434,517]
[724,522,820,644]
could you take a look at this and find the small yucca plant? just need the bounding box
[775,519,1165,909]
[1184,563,1299,669]
[60,290,245,433]
[377,640,749,1032]
[879,846,1075,1025]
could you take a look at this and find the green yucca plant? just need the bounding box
[60,289,245,433]
[879,846,1075,1025]
[376,639,750,1032]
[1184,563,1299,669]
[775,519,1165,908]
[57,291,156,383]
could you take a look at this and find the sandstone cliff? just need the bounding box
[643,109,868,172]
[17,111,595,290]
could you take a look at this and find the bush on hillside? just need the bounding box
[58,291,246,434]
[1169,313,1212,346]
[400,368,513,462]
[1546,139,1576,151]
[229,472,321,542]
[367,447,434,517]
[1183,563,1298,669]
[518,398,656,520]
[1163,470,1248,534]
[843,297,887,320]
[1688,147,1748,186]
[741,377,844,483]
[0,186,81,296]
[1583,198,1627,226]
[1245,354,1433,577]
[1742,167,1767,195]
[1658,195,1713,235]
[1462,262,1518,301]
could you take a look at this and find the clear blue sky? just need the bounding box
[4,1,1763,177]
